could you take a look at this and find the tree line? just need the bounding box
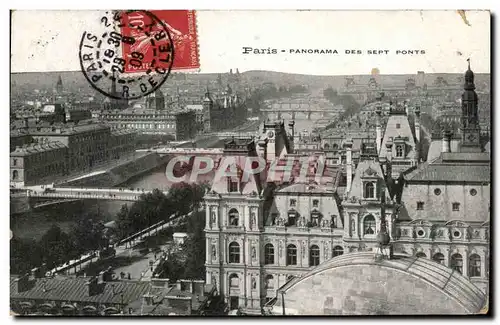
[10,182,210,276]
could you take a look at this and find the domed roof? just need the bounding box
[270,252,486,315]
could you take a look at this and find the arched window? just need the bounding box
[264,243,274,265]
[416,252,427,258]
[12,159,17,166]
[433,253,444,264]
[332,143,338,149]
[229,273,239,288]
[450,253,463,274]
[265,275,274,289]
[309,245,320,266]
[469,254,481,277]
[229,242,240,263]
[332,246,344,257]
[363,215,376,236]
[286,244,297,265]
[323,143,330,150]
[364,182,375,199]
[12,170,19,181]
[228,209,239,226]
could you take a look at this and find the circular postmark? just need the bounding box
[79,10,174,100]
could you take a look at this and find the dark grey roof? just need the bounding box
[406,163,490,183]
[10,276,150,305]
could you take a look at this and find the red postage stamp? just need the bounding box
[121,10,200,73]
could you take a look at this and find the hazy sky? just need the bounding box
[11,10,490,75]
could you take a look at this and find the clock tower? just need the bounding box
[460,59,482,152]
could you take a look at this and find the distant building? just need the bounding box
[202,85,247,133]
[174,110,197,141]
[10,141,68,185]
[10,122,136,186]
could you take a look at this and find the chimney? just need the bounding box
[414,104,421,143]
[31,267,42,279]
[442,130,452,153]
[86,276,99,296]
[257,139,267,160]
[375,97,383,155]
[151,278,170,289]
[13,273,31,294]
[344,139,353,192]
[386,139,393,163]
[192,280,205,297]
[142,293,154,306]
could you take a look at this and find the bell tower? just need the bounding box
[460,58,481,152]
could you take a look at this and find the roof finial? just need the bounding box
[467,57,471,70]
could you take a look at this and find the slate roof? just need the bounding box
[10,276,150,305]
[405,152,490,183]
[276,182,335,194]
[11,141,67,156]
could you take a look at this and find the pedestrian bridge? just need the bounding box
[137,147,224,155]
[26,187,167,202]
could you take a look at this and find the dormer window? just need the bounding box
[331,215,337,228]
[311,211,321,227]
[363,182,376,199]
[287,210,297,226]
[228,178,239,193]
[395,144,404,157]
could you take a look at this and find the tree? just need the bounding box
[70,214,107,254]
[181,210,206,279]
[10,237,41,275]
[39,224,77,269]
[159,251,185,282]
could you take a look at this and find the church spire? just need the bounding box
[464,58,475,90]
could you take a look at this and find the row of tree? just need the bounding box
[10,215,108,274]
[114,182,209,240]
[11,182,210,276]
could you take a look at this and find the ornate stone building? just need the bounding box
[203,61,490,314]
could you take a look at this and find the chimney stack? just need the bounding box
[13,273,31,294]
[344,139,353,192]
[442,130,452,153]
[375,95,383,155]
[192,280,205,297]
[86,276,99,296]
[257,139,267,160]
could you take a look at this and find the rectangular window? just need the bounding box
[289,199,296,207]
[312,199,319,208]
[287,213,296,226]
[228,179,239,193]
[332,215,337,228]
[452,202,460,211]
[396,123,401,129]
[417,202,424,210]
[395,145,404,157]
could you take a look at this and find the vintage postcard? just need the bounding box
[9,10,491,316]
